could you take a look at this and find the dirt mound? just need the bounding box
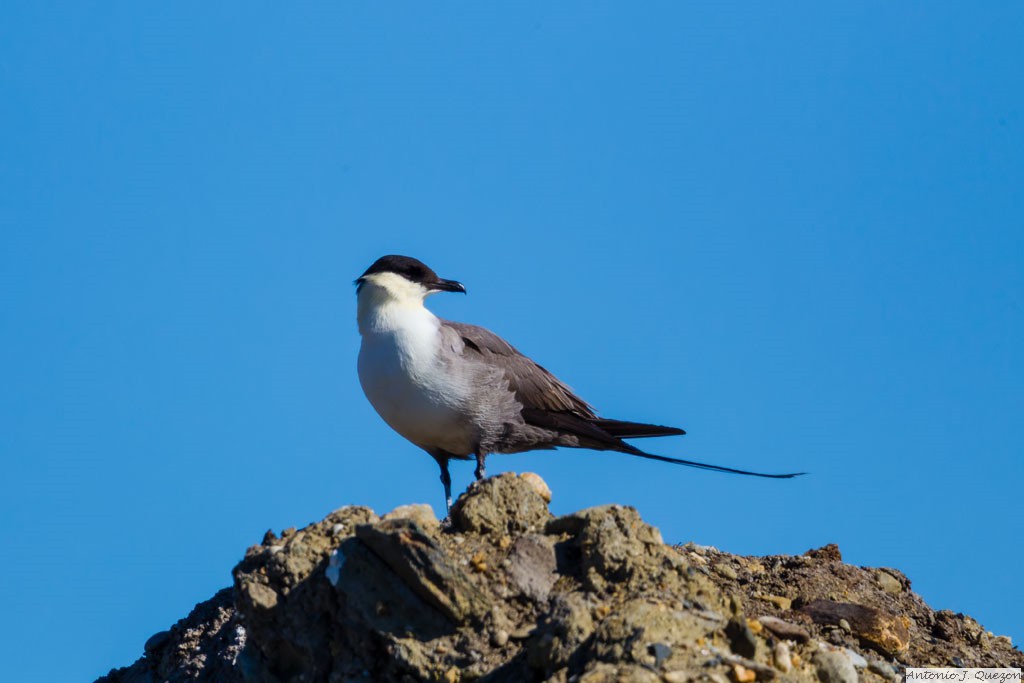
[97,473,1021,682]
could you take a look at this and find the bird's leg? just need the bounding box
[474,451,487,481]
[439,460,453,514]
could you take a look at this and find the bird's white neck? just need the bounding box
[356,276,438,337]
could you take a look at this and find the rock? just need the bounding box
[470,549,489,572]
[546,505,667,591]
[842,647,867,669]
[731,664,756,683]
[451,472,551,537]
[725,618,758,658]
[355,518,491,624]
[813,649,858,683]
[520,472,552,502]
[875,569,902,594]
[577,663,661,683]
[97,588,245,683]
[715,563,739,580]
[712,649,778,681]
[239,580,278,611]
[773,641,792,672]
[382,503,439,530]
[506,534,558,602]
[142,630,170,656]
[757,615,810,643]
[804,544,843,562]
[332,535,455,639]
[527,593,596,675]
[98,473,1024,683]
[868,659,900,680]
[648,642,671,668]
[755,593,792,611]
[801,600,910,655]
[588,600,722,671]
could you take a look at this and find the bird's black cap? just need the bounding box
[357,255,465,293]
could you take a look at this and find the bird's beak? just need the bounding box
[432,279,466,294]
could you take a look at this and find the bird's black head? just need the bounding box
[356,255,466,294]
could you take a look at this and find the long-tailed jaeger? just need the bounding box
[355,255,802,510]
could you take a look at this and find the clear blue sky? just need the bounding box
[1,4,1021,680]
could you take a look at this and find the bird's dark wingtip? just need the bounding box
[591,418,686,440]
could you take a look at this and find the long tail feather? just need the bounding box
[521,408,804,478]
[619,443,804,478]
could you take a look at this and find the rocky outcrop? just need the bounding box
[97,473,1022,682]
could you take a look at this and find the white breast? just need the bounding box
[357,301,476,456]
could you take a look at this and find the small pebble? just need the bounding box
[844,648,867,668]
[756,594,793,611]
[875,570,902,594]
[725,618,757,659]
[490,629,509,648]
[731,663,756,683]
[519,472,552,502]
[773,641,792,673]
[470,551,488,573]
[649,642,672,668]
[757,615,810,642]
[382,503,438,529]
[868,659,899,681]
[838,618,852,633]
[814,650,857,683]
[663,672,688,683]
[143,630,171,654]
[715,563,739,580]
[443,666,460,683]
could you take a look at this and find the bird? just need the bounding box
[355,254,802,511]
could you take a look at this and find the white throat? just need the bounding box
[356,272,437,336]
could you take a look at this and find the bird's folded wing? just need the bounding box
[441,320,596,418]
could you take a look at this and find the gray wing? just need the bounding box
[441,320,596,418]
